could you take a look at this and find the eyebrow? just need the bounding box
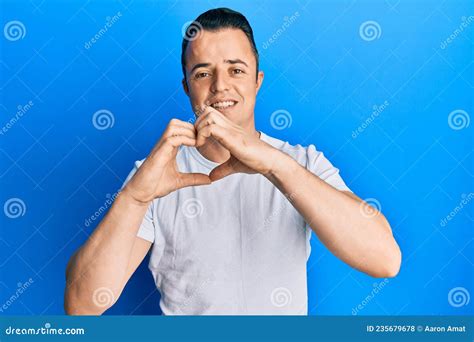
[190,63,211,73]
[189,59,249,73]
[224,59,248,67]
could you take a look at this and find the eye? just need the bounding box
[232,68,244,74]
[195,72,210,79]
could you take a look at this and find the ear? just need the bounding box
[182,78,189,96]
[255,71,264,95]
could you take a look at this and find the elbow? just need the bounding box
[64,273,113,315]
[381,248,401,278]
[64,287,112,315]
[371,241,402,278]
[64,292,85,315]
[64,306,108,317]
[64,249,115,315]
[373,216,402,278]
[64,287,85,315]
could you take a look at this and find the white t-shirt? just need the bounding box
[121,131,350,315]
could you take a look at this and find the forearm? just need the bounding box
[64,189,150,314]
[265,150,401,278]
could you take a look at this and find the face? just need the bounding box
[182,28,264,130]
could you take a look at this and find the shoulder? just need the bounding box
[260,131,320,166]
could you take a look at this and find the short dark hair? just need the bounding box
[181,8,259,81]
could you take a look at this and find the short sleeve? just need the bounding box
[305,144,351,193]
[120,160,155,243]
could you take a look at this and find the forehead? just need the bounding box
[185,28,255,67]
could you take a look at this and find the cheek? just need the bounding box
[239,85,257,105]
[234,81,248,96]
[189,84,208,102]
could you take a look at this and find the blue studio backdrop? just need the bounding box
[0,0,472,316]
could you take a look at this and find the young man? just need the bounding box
[65,8,401,315]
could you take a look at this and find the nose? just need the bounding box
[210,69,230,94]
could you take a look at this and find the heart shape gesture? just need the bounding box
[123,118,212,203]
[194,106,277,182]
[122,108,278,204]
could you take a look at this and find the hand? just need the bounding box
[123,119,211,203]
[194,106,279,181]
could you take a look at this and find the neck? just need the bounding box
[197,123,260,163]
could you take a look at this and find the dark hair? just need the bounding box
[181,8,259,81]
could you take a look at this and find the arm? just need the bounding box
[193,107,401,279]
[64,119,211,315]
[265,151,401,278]
[64,194,152,315]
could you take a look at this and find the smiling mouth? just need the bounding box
[209,100,238,110]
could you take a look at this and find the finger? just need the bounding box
[163,135,197,151]
[196,123,230,148]
[192,104,208,117]
[194,105,213,128]
[192,100,217,117]
[194,106,227,131]
[208,158,238,182]
[163,126,196,140]
[195,114,227,133]
[177,172,211,189]
[168,118,195,130]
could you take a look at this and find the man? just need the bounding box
[65,8,401,315]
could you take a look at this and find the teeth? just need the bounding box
[211,101,236,109]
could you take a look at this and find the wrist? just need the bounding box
[120,186,153,207]
[262,147,299,180]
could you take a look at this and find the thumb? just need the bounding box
[177,173,211,189]
[209,157,240,182]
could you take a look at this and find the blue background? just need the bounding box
[1,0,472,316]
